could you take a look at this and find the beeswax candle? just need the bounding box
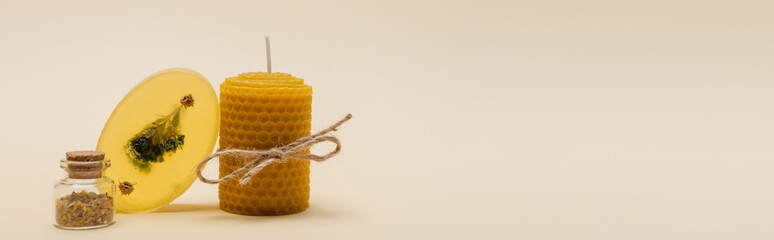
[218,72,313,215]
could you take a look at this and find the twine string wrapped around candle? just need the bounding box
[196,114,352,185]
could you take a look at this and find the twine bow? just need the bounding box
[196,114,352,185]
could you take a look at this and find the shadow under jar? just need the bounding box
[53,151,115,230]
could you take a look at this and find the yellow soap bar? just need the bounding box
[219,72,312,215]
[97,68,220,213]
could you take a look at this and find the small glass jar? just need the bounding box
[54,151,115,230]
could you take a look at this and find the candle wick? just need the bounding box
[265,35,272,74]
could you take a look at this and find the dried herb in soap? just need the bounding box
[55,191,114,228]
[126,94,193,171]
[118,181,136,195]
[180,94,194,109]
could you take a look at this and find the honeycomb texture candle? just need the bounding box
[218,72,312,215]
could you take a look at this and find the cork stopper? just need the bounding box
[65,151,106,179]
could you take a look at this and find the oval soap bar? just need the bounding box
[97,68,219,213]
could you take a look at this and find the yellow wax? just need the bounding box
[219,72,313,215]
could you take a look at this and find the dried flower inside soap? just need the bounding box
[55,191,113,228]
[118,181,136,195]
[126,94,193,171]
[180,94,194,109]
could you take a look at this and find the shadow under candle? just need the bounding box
[194,203,351,222]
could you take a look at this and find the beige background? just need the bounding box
[1,0,773,239]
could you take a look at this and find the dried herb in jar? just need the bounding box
[55,191,114,228]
